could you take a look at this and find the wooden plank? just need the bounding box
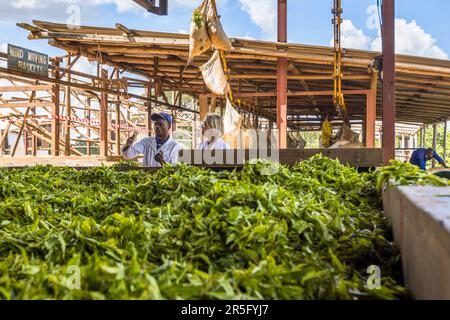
[64,56,71,156]
[230,74,370,80]
[0,85,52,92]
[0,102,53,108]
[51,59,60,156]
[199,94,208,122]
[232,89,370,98]
[99,68,108,157]
[33,31,190,46]
[366,71,378,147]
[444,120,448,163]
[115,71,121,155]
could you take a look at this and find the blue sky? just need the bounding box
[0,0,449,61]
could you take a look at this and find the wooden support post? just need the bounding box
[192,97,197,148]
[172,90,176,134]
[115,70,121,154]
[0,122,11,155]
[144,84,152,136]
[153,57,159,98]
[0,130,3,155]
[277,0,288,149]
[0,121,11,151]
[422,125,426,148]
[199,94,208,122]
[432,123,437,168]
[64,56,71,156]
[401,134,405,161]
[31,107,37,156]
[382,0,396,165]
[210,96,217,113]
[24,129,29,155]
[100,68,109,157]
[51,58,61,156]
[86,97,91,156]
[444,120,448,163]
[362,112,367,146]
[366,71,377,147]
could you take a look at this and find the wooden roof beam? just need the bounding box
[115,23,135,37]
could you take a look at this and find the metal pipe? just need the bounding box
[382,0,396,165]
[277,0,288,149]
[444,120,448,163]
[432,123,437,168]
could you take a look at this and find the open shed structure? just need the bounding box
[19,20,450,126]
[0,12,449,166]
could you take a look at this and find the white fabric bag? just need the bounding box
[200,50,229,96]
[189,0,212,60]
[205,0,232,51]
[223,98,242,134]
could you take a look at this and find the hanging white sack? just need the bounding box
[223,98,242,134]
[189,0,212,60]
[205,0,232,51]
[287,131,307,149]
[200,50,229,96]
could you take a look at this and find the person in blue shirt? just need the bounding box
[409,148,447,170]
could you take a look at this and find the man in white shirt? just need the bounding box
[122,112,181,167]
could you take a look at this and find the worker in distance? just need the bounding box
[409,147,447,170]
[122,112,181,166]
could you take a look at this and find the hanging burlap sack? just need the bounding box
[205,0,232,51]
[330,124,363,148]
[288,131,307,149]
[200,50,229,96]
[340,123,360,143]
[330,140,364,148]
[223,99,244,148]
[189,0,212,60]
[223,98,242,133]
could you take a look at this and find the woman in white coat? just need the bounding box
[198,113,231,150]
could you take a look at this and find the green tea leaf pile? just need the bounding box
[0,155,407,299]
[377,160,450,191]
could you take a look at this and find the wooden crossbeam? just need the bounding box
[0,102,53,108]
[0,85,52,93]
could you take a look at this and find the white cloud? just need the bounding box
[238,0,276,39]
[178,29,188,34]
[332,20,372,50]
[336,18,448,60]
[239,33,255,40]
[172,0,202,8]
[91,0,141,13]
[371,19,448,60]
[12,0,37,9]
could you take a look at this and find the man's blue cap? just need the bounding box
[151,112,172,127]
